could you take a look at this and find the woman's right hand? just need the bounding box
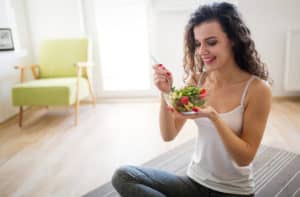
[152,64,173,93]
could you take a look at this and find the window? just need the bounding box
[95,1,152,95]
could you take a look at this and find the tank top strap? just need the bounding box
[240,75,256,106]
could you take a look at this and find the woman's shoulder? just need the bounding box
[250,76,272,96]
[246,76,272,107]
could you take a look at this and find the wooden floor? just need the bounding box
[0,98,299,197]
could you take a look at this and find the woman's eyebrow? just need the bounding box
[205,36,217,41]
[195,36,217,42]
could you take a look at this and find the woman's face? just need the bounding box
[193,20,235,72]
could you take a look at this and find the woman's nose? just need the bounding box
[197,45,209,55]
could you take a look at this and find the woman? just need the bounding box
[112,2,272,197]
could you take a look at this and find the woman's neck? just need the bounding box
[208,62,249,88]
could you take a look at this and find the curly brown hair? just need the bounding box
[183,2,272,85]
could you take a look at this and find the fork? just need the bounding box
[150,54,173,106]
[150,54,173,92]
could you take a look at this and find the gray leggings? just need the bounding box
[112,165,254,197]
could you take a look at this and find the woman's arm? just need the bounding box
[159,93,187,141]
[209,80,272,166]
[159,71,205,141]
[152,64,188,141]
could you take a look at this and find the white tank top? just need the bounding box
[187,75,259,195]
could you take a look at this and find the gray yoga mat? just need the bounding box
[84,139,300,197]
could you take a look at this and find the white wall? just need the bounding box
[239,0,300,96]
[0,0,32,123]
[150,9,191,88]
[26,0,86,61]
[0,0,11,26]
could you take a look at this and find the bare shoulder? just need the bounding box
[246,77,272,109]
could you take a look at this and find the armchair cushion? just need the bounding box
[12,77,89,106]
[39,39,88,78]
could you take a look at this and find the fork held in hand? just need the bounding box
[150,54,173,92]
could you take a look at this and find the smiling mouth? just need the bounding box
[202,57,216,64]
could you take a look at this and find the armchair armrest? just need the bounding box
[74,62,93,79]
[14,65,26,69]
[14,65,26,83]
[75,62,93,68]
[74,61,96,105]
[14,64,40,83]
[30,64,40,79]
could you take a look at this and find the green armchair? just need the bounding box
[12,38,96,127]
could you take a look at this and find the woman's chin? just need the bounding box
[204,64,218,72]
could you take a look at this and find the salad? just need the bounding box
[165,85,207,113]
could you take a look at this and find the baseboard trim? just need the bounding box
[272,96,300,101]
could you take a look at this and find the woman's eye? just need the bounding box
[207,40,217,46]
[195,43,201,48]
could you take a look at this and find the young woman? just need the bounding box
[112,2,272,197]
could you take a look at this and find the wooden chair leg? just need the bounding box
[75,101,79,125]
[92,95,96,106]
[87,78,96,107]
[19,106,23,127]
[75,71,80,125]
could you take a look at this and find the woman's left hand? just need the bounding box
[168,105,218,121]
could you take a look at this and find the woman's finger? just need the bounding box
[154,79,166,86]
[152,64,164,69]
[154,75,168,83]
[167,106,188,119]
[152,64,160,69]
[154,72,168,78]
[165,72,172,82]
[167,105,211,119]
[154,68,169,76]
[153,64,171,75]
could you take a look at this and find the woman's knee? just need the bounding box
[112,165,137,189]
